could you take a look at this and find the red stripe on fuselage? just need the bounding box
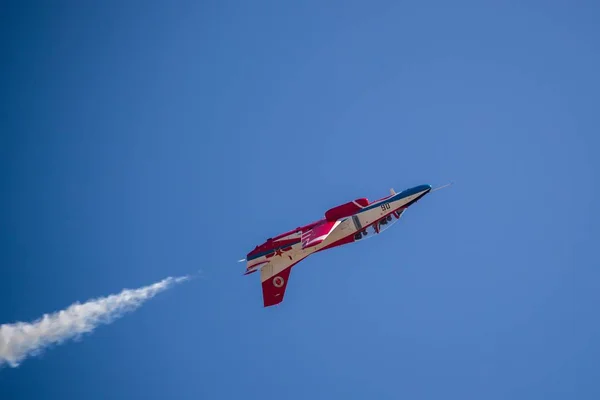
[315,233,356,252]
[247,238,303,259]
[247,220,324,259]
[271,219,323,241]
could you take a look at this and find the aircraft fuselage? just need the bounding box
[244,184,432,275]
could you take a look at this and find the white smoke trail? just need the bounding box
[0,275,189,368]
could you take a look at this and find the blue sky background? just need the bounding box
[1,1,599,399]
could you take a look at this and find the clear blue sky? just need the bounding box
[1,1,599,399]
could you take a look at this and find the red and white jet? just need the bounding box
[243,183,449,307]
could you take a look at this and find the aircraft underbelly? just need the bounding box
[355,192,421,228]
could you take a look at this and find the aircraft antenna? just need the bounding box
[431,181,454,192]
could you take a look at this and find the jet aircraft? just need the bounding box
[243,183,450,307]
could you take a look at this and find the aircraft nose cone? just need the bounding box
[398,184,432,199]
[410,184,432,204]
[411,184,431,195]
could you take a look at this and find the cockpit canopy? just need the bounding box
[325,198,369,221]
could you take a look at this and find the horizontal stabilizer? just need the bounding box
[261,260,298,307]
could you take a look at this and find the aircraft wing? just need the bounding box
[259,219,340,306]
[301,220,341,249]
[260,255,303,307]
